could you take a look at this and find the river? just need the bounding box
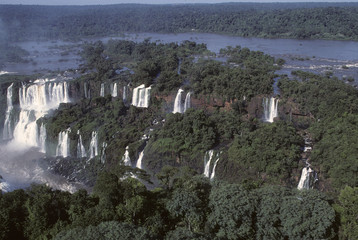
[1,32,358,82]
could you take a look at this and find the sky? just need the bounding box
[1,0,358,5]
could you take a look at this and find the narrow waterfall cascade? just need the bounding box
[173,89,184,113]
[132,84,151,108]
[56,128,71,157]
[3,83,14,140]
[123,86,127,102]
[136,150,145,169]
[100,142,107,164]
[210,158,220,180]
[84,82,88,98]
[100,83,105,97]
[297,166,314,190]
[122,146,132,166]
[76,130,87,158]
[262,97,279,123]
[12,79,70,148]
[177,59,182,75]
[111,83,118,97]
[38,123,47,153]
[204,150,214,178]
[89,131,98,159]
[183,92,191,112]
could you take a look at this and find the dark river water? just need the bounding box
[2,32,358,83]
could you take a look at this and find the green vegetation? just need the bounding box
[1,3,358,41]
[0,174,338,240]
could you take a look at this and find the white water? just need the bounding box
[12,79,70,148]
[204,150,214,178]
[89,131,98,159]
[136,150,145,169]
[263,97,279,123]
[56,128,71,157]
[122,146,131,166]
[210,158,219,180]
[76,130,87,158]
[111,83,118,97]
[132,84,151,108]
[123,86,127,102]
[100,142,107,164]
[184,92,191,112]
[38,123,47,153]
[100,83,105,97]
[173,88,184,113]
[297,166,314,190]
[3,83,14,140]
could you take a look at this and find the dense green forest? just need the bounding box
[1,35,358,239]
[0,3,358,42]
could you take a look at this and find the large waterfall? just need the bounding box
[3,83,14,140]
[100,83,105,97]
[184,92,191,112]
[111,83,118,97]
[297,166,314,190]
[56,128,71,157]
[173,89,184,113]
[76,130,87,158]
[136,150,145,169]
[263,97,279,123]
[122,146,131,166]
[89,131,98,159]
[132,84,151,108]
[12,79,70,148]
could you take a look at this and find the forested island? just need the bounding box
[1,2,358,240]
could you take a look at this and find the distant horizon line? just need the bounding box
[1,1,358,6]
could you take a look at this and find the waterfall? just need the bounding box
[136,150,145,169]
[184,92,191,112]
[100,83,105,97]
[210,158,219,180]
[123,86,127,102]
[173,89,184,113]
[111,83,118,97]
[76,130,87,158]
[204,150,214,178]
[12,79,70,148]
[84,82,89,99]
[122,146,131,166]
[56,128,71,157]
[263,97,279,123]
[3,83,14,140]
[132,84,151,108]
[177,59,181,75]
[297,166,314,190]
[38,123,47,153]
[89,131,98,159]
[100,142,107,164]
